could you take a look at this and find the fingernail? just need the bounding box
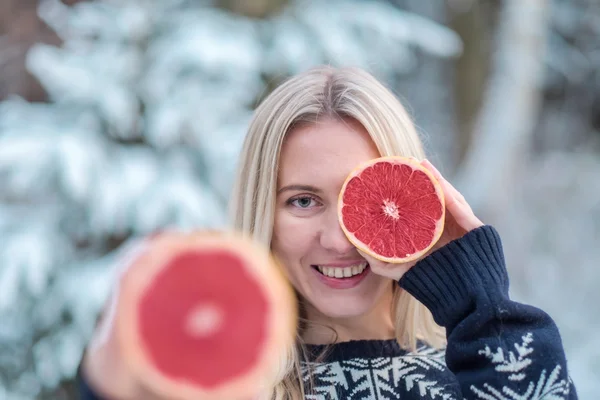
[424,159,440,173]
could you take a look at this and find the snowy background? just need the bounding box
[0,0,598,398]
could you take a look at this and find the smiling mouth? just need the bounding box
[311,262,369,279]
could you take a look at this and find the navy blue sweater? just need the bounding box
[78,225,578,399]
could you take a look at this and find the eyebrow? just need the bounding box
[277,184,323,195]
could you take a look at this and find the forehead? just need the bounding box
[278,118,380,187]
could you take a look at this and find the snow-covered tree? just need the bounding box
[0,0,462,398]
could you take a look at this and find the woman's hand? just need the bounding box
[360,159,484,281]
[82,237,267,400]
[82,239,164,400]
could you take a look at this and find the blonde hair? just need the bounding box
[229,66,446,400]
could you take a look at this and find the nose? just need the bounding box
[319,208,356,255]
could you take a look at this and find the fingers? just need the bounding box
[421,159,465,206]
[421,159,483,231]
[421,160,466,204]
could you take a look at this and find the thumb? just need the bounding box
[89,237,149,350]
[357,249,414,281]
[356,249,383,269]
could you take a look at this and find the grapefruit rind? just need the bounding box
[338,156,445,264]
[117,231,297,400]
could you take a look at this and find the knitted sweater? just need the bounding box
[77,226,578,399]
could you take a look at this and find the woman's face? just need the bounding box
[272,118,394,322]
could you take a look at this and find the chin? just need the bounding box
[312,296,379,320]
[304,277,394,321]
[285,262,395,325]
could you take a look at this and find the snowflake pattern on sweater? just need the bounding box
[302,344,457,399]
[470,333,573,400]
[302,332,573,400]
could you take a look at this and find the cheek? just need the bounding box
[272,212,319,278]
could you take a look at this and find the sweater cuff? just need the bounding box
[77,362,105,400]
[399,225,509,330]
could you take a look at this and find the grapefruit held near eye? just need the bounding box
[116,231,297,400]
[338,156,445,263]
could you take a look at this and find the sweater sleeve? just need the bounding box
[76,364,105,400]
[399,225,578,399]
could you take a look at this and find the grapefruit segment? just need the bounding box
[116,231,296,400]
[338,156,445,263]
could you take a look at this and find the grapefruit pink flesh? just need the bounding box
[338,157,445,263]
[137,250,269,388]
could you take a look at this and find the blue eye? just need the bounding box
[288,196,318,209]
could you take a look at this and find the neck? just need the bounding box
[301,286,396,345]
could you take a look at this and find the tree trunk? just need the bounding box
[0,0,86,102]
[448,0,495,166]
[217,0,288,18]
[453,0,550,223]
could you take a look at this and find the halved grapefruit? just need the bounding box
[338,156,445,263]
[116,230,296,400]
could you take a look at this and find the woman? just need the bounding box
[78,66,578,399]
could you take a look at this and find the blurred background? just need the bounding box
[0,0,598,398]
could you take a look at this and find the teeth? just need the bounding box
[316,262,367,278]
